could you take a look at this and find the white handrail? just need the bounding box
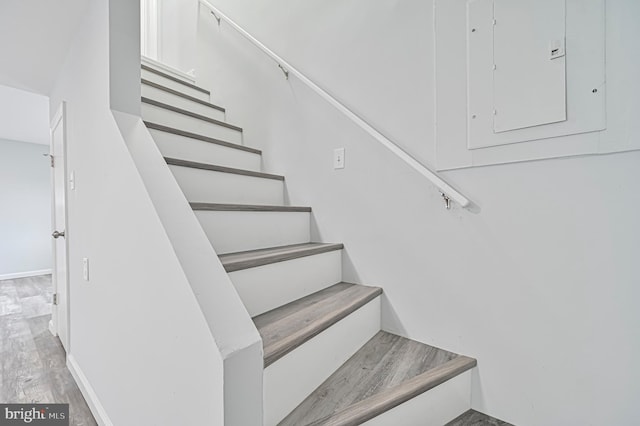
[200,0,473,210]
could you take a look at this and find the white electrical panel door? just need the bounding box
[444,0,605,164]
[465,0,604,152]
[493,0,567,133]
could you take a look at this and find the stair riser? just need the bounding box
[142,84,225,121]
[196,210,311,254]
[362,369,472,426]
[169,165,284,205]
[141,68,209,101]
[263,297,381,426]
[142,102,242,144]
[228,250,342,317]
[150,129,261,172]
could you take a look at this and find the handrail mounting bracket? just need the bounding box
[440,192,452,210]
[210,11,221,26]
[278,64,289,80]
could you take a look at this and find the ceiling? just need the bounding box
[0,0,89,145]
[0,84,50,145]
[0,0,90,95]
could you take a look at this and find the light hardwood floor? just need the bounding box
[0,275,96,426]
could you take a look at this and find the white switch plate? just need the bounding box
[333,148,345,169]
[82,258,89,281]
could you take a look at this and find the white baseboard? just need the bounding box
[48,319,57,336]
[67,354,113,426]
[0,269,52,281]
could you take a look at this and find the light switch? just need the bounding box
[82,258,89,281]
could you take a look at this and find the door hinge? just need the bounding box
[50,155,54,168]
[53,293,58,305]
[43,153,54,167]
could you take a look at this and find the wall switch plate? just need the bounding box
[333,148,345,169]
[82,258,89,281]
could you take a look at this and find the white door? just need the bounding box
[51,103,70,353]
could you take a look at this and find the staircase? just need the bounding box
[140,62,477,426]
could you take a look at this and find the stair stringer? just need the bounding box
[112,110,263,426]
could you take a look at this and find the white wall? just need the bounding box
[199,0,436,164]
[0,139,51,278]
[434,0,639,169]
[0,0,90,95]
[158,0,198,74]
[196,1,640,425]
[0,84,50,146]
[47,1,229,424]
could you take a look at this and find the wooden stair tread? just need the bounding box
[144,121,261,154]
[280,331,477,426]
[142,97,243,132]
[142,78,225,112]
[191,202,311,212]
[254,283,382,367]
[165,157,284,181]
[141,64,210,95]
[445,409,515,426]
[220,242,343,272]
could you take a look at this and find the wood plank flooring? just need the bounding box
[280,330,475,426]
[191,202,311,212]
[144,121,262,154]
[0,275,96,426]
[165,157,284,180]
[141,78,226,112]
[220,242,344,272]
[254,283,382,367]
[445,409,514,426]
[142,97,242,131]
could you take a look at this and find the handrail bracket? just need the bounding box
[278,64,289,80]
[440,192,452,210]
[210,11,221,26]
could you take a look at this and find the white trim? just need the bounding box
[155,0,163,62]
[141,55,196,82]
[50,104,64,134]
[141,0,148,57]
[199,0,473,210]
[140,0,159,60]
[67,355,113,426]
[48,319,57,336]
[0,269,52,281]
[49,107,60,346]
[50,101,71,353]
